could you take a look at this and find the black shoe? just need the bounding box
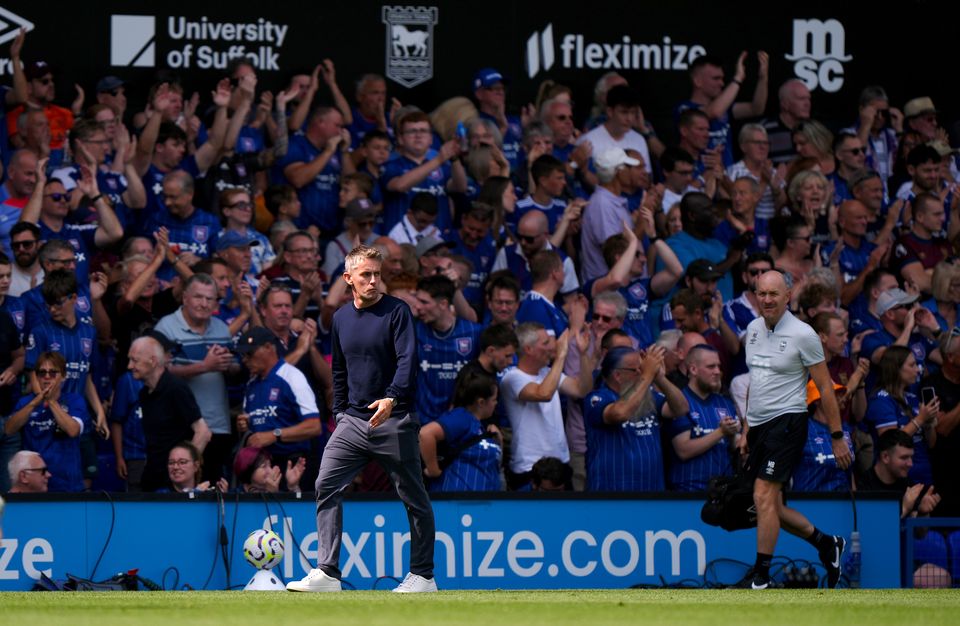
[820,535,845,589]
[734,570,770,589]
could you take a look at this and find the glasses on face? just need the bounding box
[287,247,316,255]
[553,114,572,121]
[593,313,616,323]
[167,459,193,467]
[44,193,69,203]
[11,239,37,250]
[226,201,253,210]
[517,234,539,245]
[23,466,50,474]
[36,368,60,378]
[49,257,77,266]
[45,295,73,309]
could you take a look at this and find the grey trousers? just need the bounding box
[313,412,435,580]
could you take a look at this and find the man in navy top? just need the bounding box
[277,106,353,236]
[584,345,684,491]
[445,204,497,313]
[412,275,481,424]
[821,200,886,308]
[289,245,436,594]
[665,344,738,491]
[22,168,124,285]
[235,326,322,481]
[861,288,940,391]
[143,171,221,282]
[382,111,466,233]
[472,68,524,171]
[674,52,769,168]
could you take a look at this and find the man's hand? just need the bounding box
[719,417,739,437]
[733,51,748,83]
[0,367,17,387]
[919,486,941,515]
[319,59,337,86]
[832,437,852,470]
[202,344,233,373]
[423,463,442,479]
[116,457,128,480]
[247,430,276,448]
[212,79,232,108]
[236,413,250,434]
[756,50,769,79]
[367,398,395,428]
[438,139,460,163]
[9,27,25,60]
[641,345,665,379]
[90,272,108,301]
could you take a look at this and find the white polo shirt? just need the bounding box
[744,310,824,427]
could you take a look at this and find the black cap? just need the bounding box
[96,76,124,93]
[235,327,275,354]
[686,258,723,282]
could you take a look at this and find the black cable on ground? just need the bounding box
[88,490,115,581]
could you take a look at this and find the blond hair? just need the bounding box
[344,245,383,273]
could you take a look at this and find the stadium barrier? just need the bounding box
[902,517,960,589]
[0,492,899,590]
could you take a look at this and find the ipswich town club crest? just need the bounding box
[456,337,473,356]
[81,338,93,356]
[193,226,209,242]
[382,5,438,88]
[269,388,280,402]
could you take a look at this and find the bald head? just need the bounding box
[757,271,790,327]
[677,331,708,359]
[518,209,548,235]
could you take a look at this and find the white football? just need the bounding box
[243,528,284,570]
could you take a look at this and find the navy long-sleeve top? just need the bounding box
[331,294,417,420]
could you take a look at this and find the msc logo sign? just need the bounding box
[785,18,852,93]
[111,14,156,67]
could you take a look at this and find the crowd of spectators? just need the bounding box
[0,29,958,528]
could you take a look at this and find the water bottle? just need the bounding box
[456,121,469,157]
[844,531,861,588]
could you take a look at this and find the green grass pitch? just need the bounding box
[1,589,958,626]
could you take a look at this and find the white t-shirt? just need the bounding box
[744,310,825,426]
[500,366,570,473]
[577,124,652,175]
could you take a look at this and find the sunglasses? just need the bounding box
[226,201,253,210]
[23,466,49,474]
[517,234,539,244]
[45,295,73,308]
[36,368,61,378]
[593,313,616,323]
[44,193,69,202]
[11,240,37,249]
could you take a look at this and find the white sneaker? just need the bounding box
[286,568,342,592]
[392,572,438,593]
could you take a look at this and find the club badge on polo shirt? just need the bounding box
[779,340,787,352]
[749,331,758,345]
